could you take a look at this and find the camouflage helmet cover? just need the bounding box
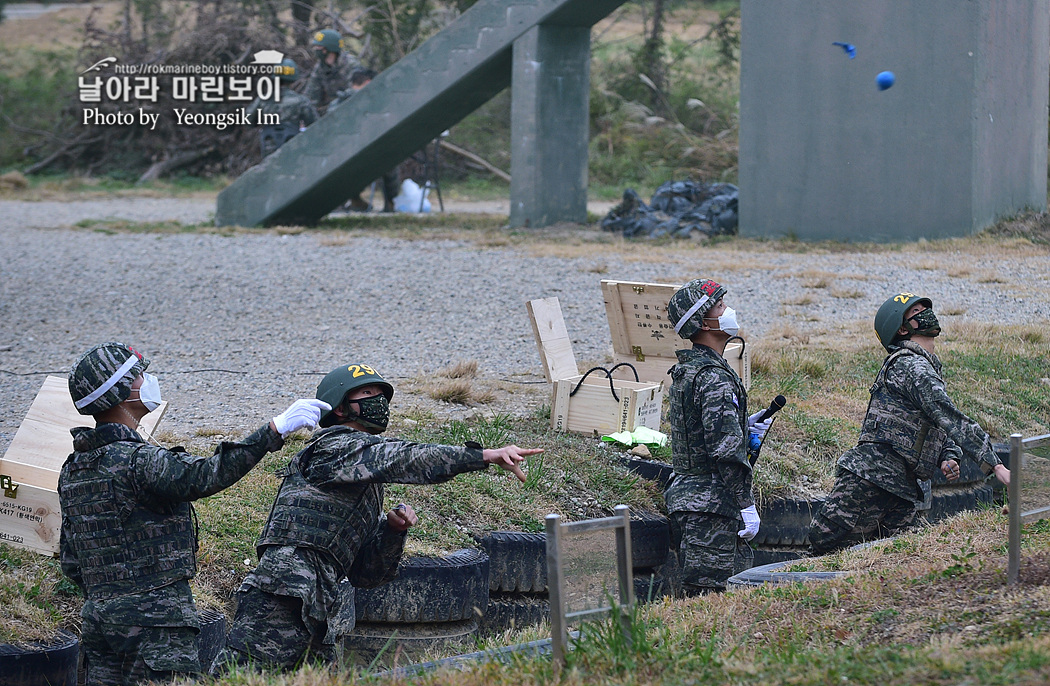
[874,292,934,351]
[69,342,149,415]
[667,279,728,339]
[277,58,300,82]
[311,29,343,54]
[316,363,394,427]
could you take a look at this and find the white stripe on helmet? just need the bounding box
[74,354,139,409]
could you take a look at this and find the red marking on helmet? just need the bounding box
[699,280,721,296]
[126,346,143,360]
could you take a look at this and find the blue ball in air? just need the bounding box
[876,71,895,91]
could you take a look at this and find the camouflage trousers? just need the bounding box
[669,511,752,594]
[211,586,334,674]
[809,467,918,555]
[80,618,199,686]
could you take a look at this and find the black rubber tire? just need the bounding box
[354,549,489,623]
[478,532,548,593]
[340,618,479,667]
[727,560,848,588]
[196,608,226,675]
[633,571,673,603]
[630,510,671,571]
[928,483,995,523]
[478,595,550,636]
[619,456,675,488]
[0,630,79,686]
[751,497,824,547]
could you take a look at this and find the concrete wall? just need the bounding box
[739,0,1049,242]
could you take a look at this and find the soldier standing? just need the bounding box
[304,29,360,111]
[247,58,318,156]
[664,280,772,596]
[59,342,328,685]
[809,293,1011,555]
[212,363,541,672]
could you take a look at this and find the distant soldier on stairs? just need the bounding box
[304,29,360,112]
[247,58,318,157]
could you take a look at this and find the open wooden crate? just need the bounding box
[527,297,663,436]
[0,376,167,556]
[601,279,751,390]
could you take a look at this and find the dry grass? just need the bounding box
[428,379,474,404]
[438,360,479,379]
[830,287,864,299]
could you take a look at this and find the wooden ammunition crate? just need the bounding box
[601,279,751,390]
[0,376,166,556]
[527,297,663,435]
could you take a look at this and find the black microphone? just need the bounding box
[757,395,787,423]
[749,395,787,467]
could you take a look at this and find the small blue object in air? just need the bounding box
[876,71,896,90]
[832,41,856,59]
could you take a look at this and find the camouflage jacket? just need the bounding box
[304,53,360,109]
[664,344,753,518]
[839,340,1001,502]
[246,89,318,129]
[245,426,487,632]
[59,422,282,620]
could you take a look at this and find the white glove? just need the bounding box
[272,399,331,437]
[748,410,773,439]
[738,505,761,541]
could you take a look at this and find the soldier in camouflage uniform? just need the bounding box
[664,280,773,595]
[304,29,361,111]
[212,363,541,673]
[59,342,328,686]
[247,58,318,157]
[809,293,1011,555]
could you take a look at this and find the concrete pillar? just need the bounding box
[739,0,1049,241]
[510,25,591,228]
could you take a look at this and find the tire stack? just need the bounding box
[751,497,825,566]
[0,630,79,686]
[477,509,676,636]
[341,549,490,667]
[477,531,550,636]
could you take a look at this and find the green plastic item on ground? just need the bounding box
[601,427,668,447]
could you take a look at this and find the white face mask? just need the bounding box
[136,373,163,412]
[712,307,740,336]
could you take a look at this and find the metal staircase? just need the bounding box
[215,0,627,227]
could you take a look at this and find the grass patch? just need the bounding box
[0,547,80,643]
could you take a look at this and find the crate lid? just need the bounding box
[601,279,689,362]
[601,279,749,389]
[526,297,579,383]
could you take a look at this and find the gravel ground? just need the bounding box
[2,196,1049,456]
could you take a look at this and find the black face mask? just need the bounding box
[904,308,941,338]
[346,394,389,433]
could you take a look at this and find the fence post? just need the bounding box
[1008,433,1023,585]
[613,504,635,646]
[546,513,567,667]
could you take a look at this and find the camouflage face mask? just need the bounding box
[347,394,390,434]
[904,308,941,338]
